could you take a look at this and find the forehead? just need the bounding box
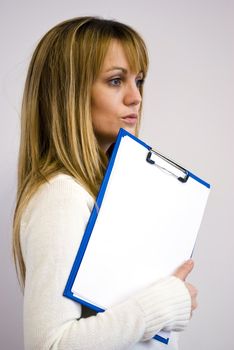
[102,40,140,73]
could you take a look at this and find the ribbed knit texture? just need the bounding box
[20,174,191,349]
[133,276,191,341]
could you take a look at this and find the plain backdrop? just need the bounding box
[1,0,233,349]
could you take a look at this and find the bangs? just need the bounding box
[77,18,149,80]
[120,36,148,77]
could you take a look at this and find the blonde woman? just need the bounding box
[13,17,197,350]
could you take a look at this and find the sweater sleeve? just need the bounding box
[20,175,191,350]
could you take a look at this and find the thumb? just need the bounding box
[173,259,194,281]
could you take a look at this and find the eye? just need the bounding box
[108,77,122,86]
[136,77,145,89]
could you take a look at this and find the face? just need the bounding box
[91,40,144,152]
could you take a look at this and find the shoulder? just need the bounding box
[21,174,94,226]
[37,173,93,203]
[20,174,95,264]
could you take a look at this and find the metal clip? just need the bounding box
[146,150,189,183]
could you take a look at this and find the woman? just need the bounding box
[13,17,197,349]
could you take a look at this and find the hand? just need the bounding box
[173,260,198,316]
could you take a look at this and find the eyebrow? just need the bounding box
[104,67,144,77]
[105,66,128,73]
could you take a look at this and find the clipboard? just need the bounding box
[64,128,210,345]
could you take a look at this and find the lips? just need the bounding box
[121,114,138,125]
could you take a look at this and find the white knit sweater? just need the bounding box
[20,174,191,350]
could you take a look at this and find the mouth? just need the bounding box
[121,114,138,125]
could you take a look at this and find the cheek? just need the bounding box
[91,100,109,133]
[92,94,118,122]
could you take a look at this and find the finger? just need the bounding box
[190,296,198,313]
[186,283,198,298]
[185,283,198,309]
[173,259,194,281]
[187,282,197,294]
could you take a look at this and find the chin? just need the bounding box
[122,126,137,136]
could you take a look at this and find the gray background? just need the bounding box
[1,0,233,349]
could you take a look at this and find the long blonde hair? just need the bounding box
[13,16,148,287]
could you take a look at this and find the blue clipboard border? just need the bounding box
[63,128,210,345]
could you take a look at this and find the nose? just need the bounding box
[124,82,142,107]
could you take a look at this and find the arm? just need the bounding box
[21,175,191,350]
